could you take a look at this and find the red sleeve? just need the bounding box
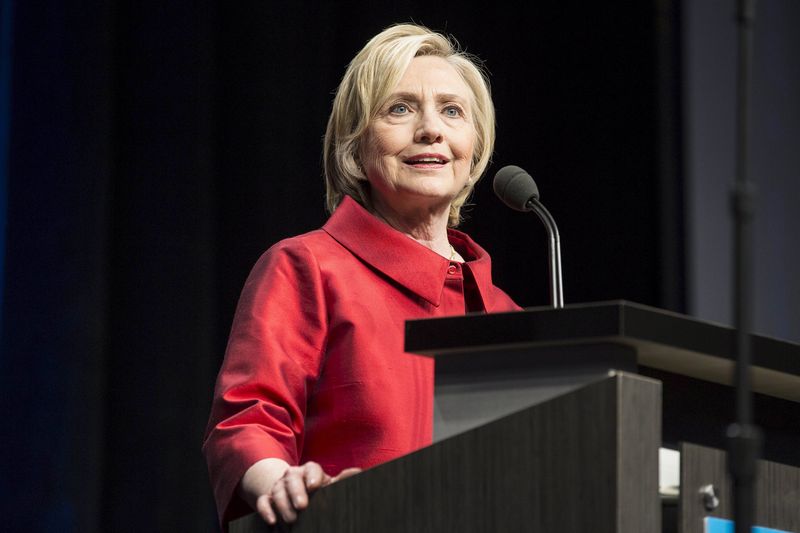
[202,237,328,526]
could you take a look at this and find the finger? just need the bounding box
[255,494,277,526]
[330,467,362,484]
[270,480,298,523]
[302,461,330,490]
[285,470,310,510]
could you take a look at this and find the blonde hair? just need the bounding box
[323,23,495,227]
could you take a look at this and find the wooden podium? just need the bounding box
[230,301,800,533]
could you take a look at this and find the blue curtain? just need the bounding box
[0,0,13,341]
[0,2,675,531]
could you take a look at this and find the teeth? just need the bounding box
[409,158,445,164]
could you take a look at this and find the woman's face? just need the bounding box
[361,55,476,217]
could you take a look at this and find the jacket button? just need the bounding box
[447,265,457,275]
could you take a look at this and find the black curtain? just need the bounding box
[0,2,679,531]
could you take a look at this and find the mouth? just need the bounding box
[403,154,450,167]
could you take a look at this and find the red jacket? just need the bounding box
[203,196,519,525]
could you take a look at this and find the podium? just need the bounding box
[230,301,800,533]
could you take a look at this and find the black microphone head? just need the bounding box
[493,165,539,212]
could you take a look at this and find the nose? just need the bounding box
[414,109,443,144]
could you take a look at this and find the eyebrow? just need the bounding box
[387,91,469,105]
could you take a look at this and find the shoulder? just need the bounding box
[244,227,354,288]
[257,229,337,265]
[238,230,326,287]
[269,228,331,252]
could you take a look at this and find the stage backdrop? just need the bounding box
[1,1,690,531]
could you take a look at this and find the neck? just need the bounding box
[370,197,452,259]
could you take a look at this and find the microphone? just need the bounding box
[493,165,564,308]
[492,165,540,211]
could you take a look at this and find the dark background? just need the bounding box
[2,1,794,531]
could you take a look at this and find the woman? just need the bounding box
[203,23,519,528]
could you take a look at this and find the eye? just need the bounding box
[389,103,409,115]
[443,105,463,118]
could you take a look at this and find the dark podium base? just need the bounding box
[230,373,661,533]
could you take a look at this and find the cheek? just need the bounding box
[361,131,386,166]
[450,130,476,182]
[453,131,475,164]
[371,123,406,153]
[360,134,396,185]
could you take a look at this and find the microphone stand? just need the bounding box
[727,1,762,532]
[526,198,564,308]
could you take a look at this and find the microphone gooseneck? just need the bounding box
[493,166,564,309]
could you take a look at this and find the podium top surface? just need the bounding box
[405,301,800,401]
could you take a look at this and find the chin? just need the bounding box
[401,187,462,207]
[401,180,458,197]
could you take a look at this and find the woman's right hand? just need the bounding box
[240,458,361,525]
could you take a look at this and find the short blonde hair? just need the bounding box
[323,23,495,227]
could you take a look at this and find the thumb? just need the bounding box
[329,467,362,484]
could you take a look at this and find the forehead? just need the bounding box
[392,56,473,102]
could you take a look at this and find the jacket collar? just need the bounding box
[322,196,495,308]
